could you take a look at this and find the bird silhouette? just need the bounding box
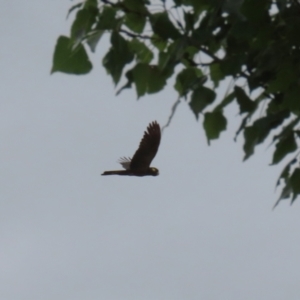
[101,121,161,176]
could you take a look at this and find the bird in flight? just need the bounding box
[102,121,161,176]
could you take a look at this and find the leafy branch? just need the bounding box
[52,0,300,207]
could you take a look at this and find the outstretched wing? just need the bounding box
[130,121,161,171]
[118,157,131,170]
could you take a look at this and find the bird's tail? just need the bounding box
[101,170,130,176]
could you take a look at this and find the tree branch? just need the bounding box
[119,28,152,39]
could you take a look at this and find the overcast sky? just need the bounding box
[1,1,300,300]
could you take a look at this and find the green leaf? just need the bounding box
[132,64,148,97]
[97,6,118,30]
[241,0,269,22]
[167,39,186,65]
[158,38,188,77]
[219,55,244,76]
[189,86,216,119]
[230,20,255,41]
[71,7,98,45]
[185,45,199,57]
[224,0,245,18]
[129,39,153,64]
[267,62,296,93]
[51,36,92,75]
[150,12,181,40]
[174,67,203,96]
[102,32,134,84]
[116,69,134,95]
[86,30,104,52]
[151,34,168,51]
[243,111,290,160]
[83,0,97,8]
[158,52,175,79]
[290,168,300,203]
[131,64,166,98]
[183,11,195,32]
[234,86,256,114]
[147,66,166,94]
[272,118,300,144]
[283,85,300,113]
[243,125,260,161]
[272,133,297,165]
[234,115,249,141]
[192,25,211,46]
[181,45,199,68]
[124,13,146,33]
[203,111,227,144]
[122,0,148,14]
[67,3,83,19]
[266,93,284,114]
[274,182,292,209]
[276,157,297,187]
[209,63,225,87]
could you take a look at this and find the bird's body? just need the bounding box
[101,121,161,177]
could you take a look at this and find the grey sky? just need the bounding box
[1,1,300,300]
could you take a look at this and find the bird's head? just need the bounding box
[149,167,159,176]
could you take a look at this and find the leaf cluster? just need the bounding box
[52,0,300,206]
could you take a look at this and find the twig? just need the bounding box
[161,97,181,133]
